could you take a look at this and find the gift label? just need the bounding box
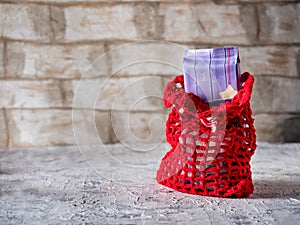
[219,84,238,100]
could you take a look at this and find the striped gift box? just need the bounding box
[183,47,241,103]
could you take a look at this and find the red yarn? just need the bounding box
[156,72,257,198]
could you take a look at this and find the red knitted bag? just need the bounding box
[156,72,257,198]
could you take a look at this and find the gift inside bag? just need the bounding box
[156,47,257,198]
[183,47,241,103]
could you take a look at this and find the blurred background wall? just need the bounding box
[0,0,299,148]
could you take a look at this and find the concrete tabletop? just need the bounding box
[0,142,299,225]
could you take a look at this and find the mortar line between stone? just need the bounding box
[3,41,7,78]
[103,42,112,77]
[1,1,299,7]
[255,5,261,42]
[48,5,55,44]
[3,107,168,113]
[1,38,300,48]
[2,108,10,148]
[0,74,299,82]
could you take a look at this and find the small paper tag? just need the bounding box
[219,84,238,100]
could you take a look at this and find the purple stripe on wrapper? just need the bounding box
[183,47,241,103]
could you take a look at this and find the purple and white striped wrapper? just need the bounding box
[183,47,241,103]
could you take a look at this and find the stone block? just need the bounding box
[251,76,300,114]
[0,4,52,42]
[253,113,293,142]
[66,76,168,111]
[7,109,111,147]
[97,76,168,111]
[283,117,300,142]
[0,80,62,108]
[133,3,159,39]
[160,3,256,44]
[109,42,185,77]
[110,110,167,146]
[73,109,113,145]
[6,42,108,79]
[240,47,300,77]
[63,5,138,42]
[259,4,300,44]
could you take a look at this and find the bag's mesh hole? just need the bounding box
[195,172,202,177]
[186,138,193,145]
[196,149,204,154]
[231,162,239,166]
[196,156,203,162]
[206,171,215,177]
[220,169,228,174]
[194,180,202,185]
[186,147,192,153]
[200,133,208,138]
[208,149,216,154]
[209,142,216,147]
[206,156,214,161]
[206,164,216,169]
[189,131,197,135]
[219,148,226,153]
[205,179,215,184]
[195,188,204,192]
[207,186,214,192]
[238,147,245,152]
[220,162,227,167]
[179,137,183,144]
[196,140,205,146]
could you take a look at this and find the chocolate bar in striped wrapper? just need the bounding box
[183,47,241,103]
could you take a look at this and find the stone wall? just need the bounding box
[0,0,299,148]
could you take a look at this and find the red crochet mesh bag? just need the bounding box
[156,72,257,198]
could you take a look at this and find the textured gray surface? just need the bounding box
[0,142,299,225]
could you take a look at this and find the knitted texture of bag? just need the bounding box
[156,72,257,198]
